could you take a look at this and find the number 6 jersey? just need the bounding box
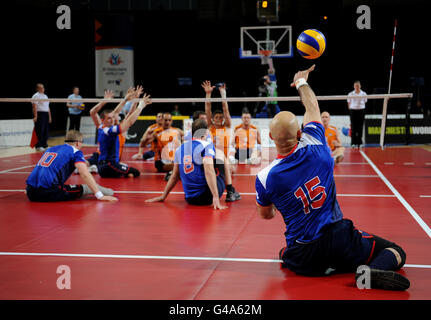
[255,121,343,247]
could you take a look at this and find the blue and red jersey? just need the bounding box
[255,121,343,247]
[26,144,86,189]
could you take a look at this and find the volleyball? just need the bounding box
[296,29,326,59]
[79,103,85,110]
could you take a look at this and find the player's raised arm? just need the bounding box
[290,65,320,124]
[145,163,181,203]
[219,84,231,128]
[202,80,214,123]
[119,93,152,133]
[90,90,114,127]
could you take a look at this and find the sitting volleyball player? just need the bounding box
[231,108,262,164]
[321,111,345,164]
[255,65,409,290]
[26,130,117,202]
[146,119,227,210]
[96,90,151,178]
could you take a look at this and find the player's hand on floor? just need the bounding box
[99,195,118,202]
[145,195,165,203]
[213,197,228,210]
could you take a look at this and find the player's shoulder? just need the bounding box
[328,125,338,132]
[234,124,242,131]
[256,158,283,189]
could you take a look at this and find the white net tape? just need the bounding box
[0,93,413,104]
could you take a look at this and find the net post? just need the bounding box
[405,97,412,145]
[380,96,390,150]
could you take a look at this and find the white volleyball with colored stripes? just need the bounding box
[296,29,326,59]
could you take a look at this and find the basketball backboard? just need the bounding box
[240,25,293,59]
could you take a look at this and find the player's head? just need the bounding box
[212,110,224,126]
[64,130,84,149]
[192,110,207,124]
[321,111,330,127]
[192,118,209,140]
[241,108,252,126]
[73,86,79,95]
[263,75,271,85]
[100,109,115,127]
[162,112,173,129]
[269,111,301,151]
[156,112,164,126]
[353,80,361,91]
[36,83,45,93]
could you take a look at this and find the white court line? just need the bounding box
[337,162,369,165]
[0,189,396,198]
[0,251,428,269]
[0,164,35,174]
[360,150,431,239]
[403,162,415,166]
[420,195,431,198]
[384,162,394,165]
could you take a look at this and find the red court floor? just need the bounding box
[0,146,430,300]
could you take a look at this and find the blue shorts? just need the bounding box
[279,219,377,276]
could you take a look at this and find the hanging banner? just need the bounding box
[95,46,134,97]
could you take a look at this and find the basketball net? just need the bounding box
[259,50,273,65]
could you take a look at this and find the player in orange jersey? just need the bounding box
[232,109,262,164]
[154,112,184,180]
[131,112,164,160]
[321,111,345,164]
[202,80,240,202]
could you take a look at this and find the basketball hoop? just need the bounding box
[259,50,273,65]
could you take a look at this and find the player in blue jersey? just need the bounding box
[26,130,117,202]
[145,119,228,210]
[255,65,410,291]
[90,87,151,178]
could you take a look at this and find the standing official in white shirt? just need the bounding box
[31,83,51,151]
[347,81,367,147]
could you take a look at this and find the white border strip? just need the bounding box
[360,150,431,239]
[0,189,396,198]
[0,93,413,104]
[0,251,428,269]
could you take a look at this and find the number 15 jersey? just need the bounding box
[255,121,343,247]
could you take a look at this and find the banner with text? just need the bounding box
[95,46,134,97]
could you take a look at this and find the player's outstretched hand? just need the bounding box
[99,195,118,202]
[290,64,315,87]
[142,93,152,106]
[145,195,165,203]
[104,90,114,99]
[212,197,228,210]
[201,80,215,94]
[134,85,144,98]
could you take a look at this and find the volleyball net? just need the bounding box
[0,93,414,150]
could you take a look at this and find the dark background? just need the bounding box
[0,0,429,133]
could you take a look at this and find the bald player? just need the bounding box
[255,65,409,291]
[321,111,345,164]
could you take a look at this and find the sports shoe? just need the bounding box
[225,188,241,202]
[88,164,98,173]
[355,266,410,291]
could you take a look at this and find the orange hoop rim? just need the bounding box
[259,50,273,57]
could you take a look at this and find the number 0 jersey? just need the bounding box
[255,121,343,247]
[174,139,216,199]
[26,144,86,189]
